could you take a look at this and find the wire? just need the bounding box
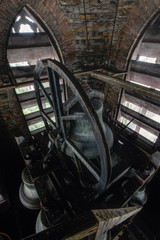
[106,0,120,68]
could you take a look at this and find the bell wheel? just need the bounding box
[34,59,112,197]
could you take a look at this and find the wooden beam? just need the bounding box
[11,65,35,78]
[112,72,128,77]
[138,42,160,58]
[124,93,160,116]
[23,206,141,240]
[143,27,160,43]
[15,76,35,84]
[120,111,159,136]
[7,46,57,63]
[16,76,48,85]
[30,126,46,135]
[25,108,53,121]
[125,90,160,108]
[127,71,160,89]
[130,60,160,79]
[27,116,43,126]
[91,71,160,101]
[94,206,141,240]
[20,96,50,109]
[27,112,54,127]
[121,105,160,131]
[0,77,48,92]
[8,33,50,49]
[13,67,102,82]
[74,68,103,77]
[11,65,48,79]
[17,87,51,102]
[0,68,103,91]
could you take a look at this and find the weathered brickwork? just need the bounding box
[0,0,75,68]
[0,0,159,137]
[58,0,118,71]
[0,89,29,136]
[0,0,75,136]
[112,0,160,71]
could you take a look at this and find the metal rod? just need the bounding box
[82,0,89,51]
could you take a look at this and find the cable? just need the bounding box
[106,0,120,68]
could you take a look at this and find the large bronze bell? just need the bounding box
[65,97,114,159]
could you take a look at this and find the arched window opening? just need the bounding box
[12,9,42,33]
[7,7,63,134]
[118,14,160,148]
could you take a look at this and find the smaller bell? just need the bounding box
[35,209,48,233]
[130,186,147,206]
[19,168,40,210]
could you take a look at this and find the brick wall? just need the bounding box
[0,0,75,137]
[0,0,159,137]
[0,89,29,136]
[104,0,160,117]
[111,0,160,71]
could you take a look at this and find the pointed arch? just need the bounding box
[0,0,75,68]
[114,0,160,71]
[117,2,160,149]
